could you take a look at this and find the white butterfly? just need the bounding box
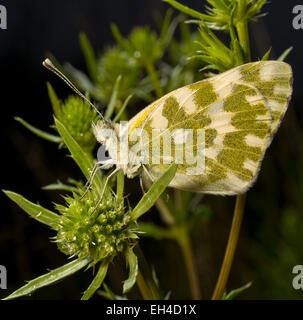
[43,59,293,206]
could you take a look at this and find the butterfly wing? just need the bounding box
[128,61,293,195]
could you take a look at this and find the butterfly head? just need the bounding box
[92,119,118,169]
[92,119,116,144]
[92,119,143,178]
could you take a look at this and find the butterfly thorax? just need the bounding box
[92,120,142,178]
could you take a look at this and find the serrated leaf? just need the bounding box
[123,246,138,293]
[3,258,89,300]
[130,163,177,220]
[3,190,60,230]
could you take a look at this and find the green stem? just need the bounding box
[134,245,161,300]
[177,226,201,300]
[136,270,154,300]
[145,61,163,98]
[211,8,251,299]
[236,20,251,62]
[211,193,247,300]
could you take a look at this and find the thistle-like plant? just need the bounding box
[4,110,177,299]
[4,59,177,299]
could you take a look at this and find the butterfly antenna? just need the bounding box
[42,58,103,118]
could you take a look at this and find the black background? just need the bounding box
[1,0,303,300]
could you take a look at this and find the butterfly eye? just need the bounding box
[97,145,111,163]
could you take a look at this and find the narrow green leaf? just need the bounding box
[3,258,89,300]
[232,39,245,66]
[261,47,272,61]
[184,19,204,26]
[222,282,252,300]
[42,182,80,193]
[98,283,127,300]
[55,118,102,194]
[208,0,229,11]
[180,20,191,42]
[3,190,60,230]
[47,82,61,118]
[64,63,98,96]
[159,9,181,53]
[247,0,267,18]
[159,9,173,47]
[130,163,177,220]
[123,246,138,293]
[15,117,61,143]
[104,75,122,120]
[79,32,99,84]
[113,94,133,123]
[137,223,174,240]
[111,23,131,53]
[145,61,163,98]
[164,291,172,300]
[164,0,207,20]
[81,260,109,300]
[278,47,293,61]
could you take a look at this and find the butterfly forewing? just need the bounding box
[239,61,293,136]
[128,61,293,195]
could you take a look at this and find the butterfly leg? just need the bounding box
[142,165,154,183]
[81,162,103,200]
[139,174,145,195]
[91,167,121,215]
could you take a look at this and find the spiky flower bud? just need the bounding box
[98,47,141,102]
[57,95,99,152]
[55,191,134,266]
